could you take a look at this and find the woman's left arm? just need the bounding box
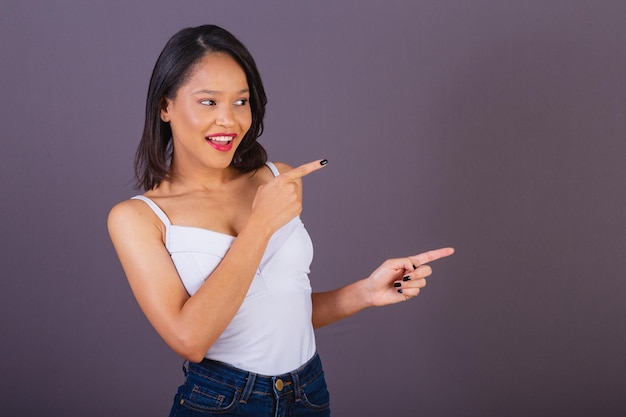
[311,247,454,328]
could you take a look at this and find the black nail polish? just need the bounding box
[320,159,328,166]
[393,282,401,288]
[402,275,411,281]
[397,289,403,294]
[413,264,418,270]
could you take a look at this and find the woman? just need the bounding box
[108,24,454,417]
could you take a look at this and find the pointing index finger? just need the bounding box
[410,247,455,268]
[281,159,328,180]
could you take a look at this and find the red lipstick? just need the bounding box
[206,133,237,152]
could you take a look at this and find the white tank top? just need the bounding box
[131,162,316,375]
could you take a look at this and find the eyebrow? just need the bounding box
[192,89,250,95]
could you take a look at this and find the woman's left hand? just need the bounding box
[363,247,455,307]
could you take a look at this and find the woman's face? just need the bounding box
[161,52,252,170]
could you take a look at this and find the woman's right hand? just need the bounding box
[249,159,328,234]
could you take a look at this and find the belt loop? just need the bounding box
[181,360,189,377]
[290,369,302,402]
[240,372,256,404]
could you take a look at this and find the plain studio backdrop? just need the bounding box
[1,1,625,416]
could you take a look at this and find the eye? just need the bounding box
[234,99,248,106]
[200,99,216,106]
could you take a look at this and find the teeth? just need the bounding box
[209,136,232,143]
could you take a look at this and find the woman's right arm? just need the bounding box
[107,160,326,363]
[108,199,273,363]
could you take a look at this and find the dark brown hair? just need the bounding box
[135,25,268,190]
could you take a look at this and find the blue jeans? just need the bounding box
[169,353,330,417]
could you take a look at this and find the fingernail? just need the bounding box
[320,159,328,166]
[413,264,417,270]
[397,289,403,294]
[402,275,411,281]
[393,282,402,288]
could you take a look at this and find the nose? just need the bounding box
[215,105,235,127]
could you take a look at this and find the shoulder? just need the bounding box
[108,198,146,224]
[107,198,163,240]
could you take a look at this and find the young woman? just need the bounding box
[108,24,454,417]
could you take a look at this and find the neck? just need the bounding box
[166,158,243,192]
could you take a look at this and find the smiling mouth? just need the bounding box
[206,135,236,152]
[207,135,234,145]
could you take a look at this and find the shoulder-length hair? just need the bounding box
[135,25,268,190]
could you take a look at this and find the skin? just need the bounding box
[108,52,454,363]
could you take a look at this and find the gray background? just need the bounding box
[1,1,625,416]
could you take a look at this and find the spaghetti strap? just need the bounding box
[131,195,172,227]
[265,162,280,177]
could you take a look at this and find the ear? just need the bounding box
[160,97,172,122]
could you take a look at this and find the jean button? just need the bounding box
[275,379,284,391]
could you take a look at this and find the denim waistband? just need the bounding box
[185,353,323,403]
